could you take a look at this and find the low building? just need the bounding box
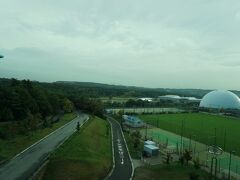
[144,144,159,156]
[158,95,201,103]
[144,140,156,146]
[122,115,145,128]
[138,97,153,102]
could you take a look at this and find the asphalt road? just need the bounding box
[107,117,133,180]
[0,113,88,180]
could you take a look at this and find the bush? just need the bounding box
[189,172,200,180]
[193,158,200,169]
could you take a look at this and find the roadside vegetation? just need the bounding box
[140,113,240,155]
[124,131,143,159]
[42,117,112,180]
[0,112,76,161]
[0,78,105,163]
[134,163,212,180]
[0,79,75,124]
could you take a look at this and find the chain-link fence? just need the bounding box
[140,126,240,179]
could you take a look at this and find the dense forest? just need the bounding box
[45,81,213,98]
[0,79,74,123]
[0,79,104,123]
[36,81,240,98]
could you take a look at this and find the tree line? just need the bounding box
[0,79,107,122]
[0,78,105,139]
[0,79,74,123]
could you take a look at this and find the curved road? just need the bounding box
[107,117,133,180]
[0,113,88,180]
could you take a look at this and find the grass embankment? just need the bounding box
[134,163,211,180]
[140,113,240,155]
[43,117,112,180]
[0,113,76,161]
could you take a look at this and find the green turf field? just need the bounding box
[139,113,240,155]
[43,117,112,180]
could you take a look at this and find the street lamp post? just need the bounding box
[228,150,236,180]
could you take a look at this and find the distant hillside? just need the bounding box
[2,78,239,98]
[54,81,212,98]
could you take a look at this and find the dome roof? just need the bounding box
[200,90,240,109]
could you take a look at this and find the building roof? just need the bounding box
[144,145,159,150]
[144,140,156,145]
[159,95,201,102]
[159,95,181,99]
[123,115,142,123]
[200,90,240,109]
[138,98,153,102]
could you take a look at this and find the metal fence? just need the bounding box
[141,126,240,178]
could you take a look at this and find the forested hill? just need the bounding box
[2,78,240,100]
[1,78,240,123]
[0,78,104,123]
[0,79,75,123]
[54,81,240,98]
[45,81,213,98]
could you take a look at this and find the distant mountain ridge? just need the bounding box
[1,78,240,98]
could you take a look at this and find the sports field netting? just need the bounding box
[140,127,240,176]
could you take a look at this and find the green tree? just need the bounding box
[183,149,192,165]
[63,98,74,113]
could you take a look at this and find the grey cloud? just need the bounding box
[1,0,240,90]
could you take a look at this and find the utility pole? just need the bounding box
[214,128,217,147]
[145,123,148,140]
[180,119,184,154]
[189,134,192,151]
[223,129,227,151]
[228,150,236,180]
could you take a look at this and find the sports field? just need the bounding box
[139,127,240,176]
[139,113,240,155]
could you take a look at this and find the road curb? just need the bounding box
[111,117,135,180]
[104,118,115,180]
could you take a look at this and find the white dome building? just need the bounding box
[200,90,240,109]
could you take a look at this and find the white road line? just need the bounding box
[111,117,135,180]
[10,113,87,162]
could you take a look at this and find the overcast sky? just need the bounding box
[1,0,240,90]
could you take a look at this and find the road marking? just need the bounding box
[110,117,135,179]
[117,137,124,165]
